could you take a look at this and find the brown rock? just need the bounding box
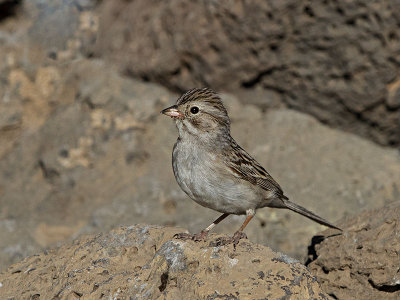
[0,0,21,21]
[96,0,400,147]
[0,225,329,299]
[387,79,400,109]
[1,1,400,271]
[33,221,86,247]
[307,201,400,300]
[1,56,400,271]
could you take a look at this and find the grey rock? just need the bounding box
[1,58,400,270]
[96,0,400,147]
[307,201,400,300]
[0,225,329,299]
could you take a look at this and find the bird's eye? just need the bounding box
[190,106,199,114]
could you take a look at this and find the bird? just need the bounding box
[161,87,341,247]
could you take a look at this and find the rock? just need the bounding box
[307,201,400,300]
[221,103,400,260]
[96,0,400,147]
[24,0,98,61]
[1,0,400,272]
[1,55,400,270]
[0,58,177,270]
[0,0,21,21]
[0,0,98,71]
[0,0,98,157]
[0,225,329,299]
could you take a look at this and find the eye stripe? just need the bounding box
[202,111,229,126]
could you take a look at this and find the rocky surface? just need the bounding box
[1,0,400,278]
[307,201,400,300]
[1,53,400,270]
[97,0,400,147]
[0,225,330,299]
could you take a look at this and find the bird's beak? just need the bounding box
[161,105,185,119]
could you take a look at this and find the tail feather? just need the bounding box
[283,199,342,231]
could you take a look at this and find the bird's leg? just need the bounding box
[174,213,230,241]
[210,209,255,249]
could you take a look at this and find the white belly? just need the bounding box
[172,141,260,215]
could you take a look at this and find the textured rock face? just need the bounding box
[97,0,400,147]
[1,0,400,275]
[0,225,329,299]
[307,201,400,300]
[1,52,400,269]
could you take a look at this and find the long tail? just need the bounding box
[282,199,342,231]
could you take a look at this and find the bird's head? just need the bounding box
[161,88,230,140]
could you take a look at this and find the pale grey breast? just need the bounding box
[172,138,261,214]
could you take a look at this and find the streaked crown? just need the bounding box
[176,88,230,127]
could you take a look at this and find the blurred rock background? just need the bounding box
[0,0,399,275]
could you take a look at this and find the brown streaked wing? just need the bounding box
[224,141,284,197]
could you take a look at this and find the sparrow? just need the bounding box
[161,88,341,246]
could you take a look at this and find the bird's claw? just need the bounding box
[173,231,208,241]
[209,231,247,250]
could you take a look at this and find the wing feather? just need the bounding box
[224,140,284,198]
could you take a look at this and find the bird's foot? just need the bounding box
[209,231,247,250]
[173,230,209,242]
